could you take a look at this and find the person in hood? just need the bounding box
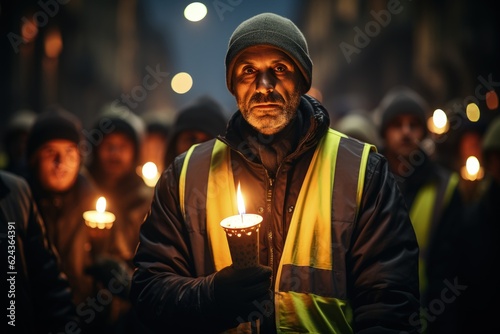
[334,108,382,149]
[130,12,420,333]
[376,86,465,333]
[87,103,153,264]
[1,109,36,179]
[163,95,228,168]
[25,105,104,332]
[86,103,154,333]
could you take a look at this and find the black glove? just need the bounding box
[213,265,272,315]
[85,256,131,299]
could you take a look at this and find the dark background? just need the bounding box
[1,0,499,159]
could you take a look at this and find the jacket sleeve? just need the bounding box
[348,152,421,333]
[130,160,234,333]
[5,173,79,333]
[26,200,80,333]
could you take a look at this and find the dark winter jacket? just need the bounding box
[456,178,500,334]
[383,149,465,334]
[27,171,98,307]
[131,96,421,333]
[0,171,79,334]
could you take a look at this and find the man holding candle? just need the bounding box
[131,13,420,333]
[25,106,98,308]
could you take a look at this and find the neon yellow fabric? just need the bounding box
[179,144,198,221]
[277,291,353,334]
[205,139,237,270]
[409,172,459,295]
[277,131,339,272]
[180,132,374,333]
[409,182,436,295]
[275,130,359,333]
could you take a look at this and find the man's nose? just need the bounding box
[255,71,275,94]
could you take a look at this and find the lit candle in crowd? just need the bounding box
[460,156,484,181]
[141,161,160,188]
[83,196,116,229]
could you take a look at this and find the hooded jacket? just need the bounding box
[87,105,153,264]
[164,95,228,168]
[131,96,420,333]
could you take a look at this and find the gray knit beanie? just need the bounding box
[225,12,312,95]
[26,106,82,159]
[377,86,429,137]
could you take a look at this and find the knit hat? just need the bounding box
[335,110,381,148]
[172,95,227,138]
[377,86,429,137]
[164,95,228,167]
[93,103,146,153]
[26,106,82,159]
[225,12,312,95]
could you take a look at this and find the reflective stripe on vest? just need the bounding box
[180,131,375,333]
[409,172,459,295]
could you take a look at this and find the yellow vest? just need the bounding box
[180,129,376,333]
[409,172,459,295]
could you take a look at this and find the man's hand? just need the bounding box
[213,265,272,312]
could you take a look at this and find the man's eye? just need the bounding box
[243,67,255,74]
[275,65,286,73]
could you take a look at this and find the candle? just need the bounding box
[220,183,263,268]
[141,161,160,188]
[83,197,116,230]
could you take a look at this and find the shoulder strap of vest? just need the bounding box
[332,129,377,221]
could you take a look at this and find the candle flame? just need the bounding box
[237,182,245,215]
[142,162,158,179]
[96,197,106,213]
[466,156,480,175]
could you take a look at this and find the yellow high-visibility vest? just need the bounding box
[409,172,459,295]
[180,129,375,333]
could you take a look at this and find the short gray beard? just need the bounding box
[238,90,301,135]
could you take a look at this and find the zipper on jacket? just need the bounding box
[266,176,274,276]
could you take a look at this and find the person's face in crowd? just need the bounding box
[232,45,303,135]
[37,139,80,192]
[97,133,135,180]
[175,130,212,156]
[384,114,425,159]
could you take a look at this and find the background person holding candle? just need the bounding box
[24,106,109,332]
[85,103,154,333]
[86,103,153,265]
[131,13,420,333]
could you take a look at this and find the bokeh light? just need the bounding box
[486,90,499,110]
[171,72,193,94]
[428,109,449,134]
[184,2,208,22]
[141,162,160,187]
[461,155,484,181]
[466,103,480,122]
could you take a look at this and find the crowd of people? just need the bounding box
[1,11,499,334]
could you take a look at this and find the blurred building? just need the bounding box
[1,0,499,161]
